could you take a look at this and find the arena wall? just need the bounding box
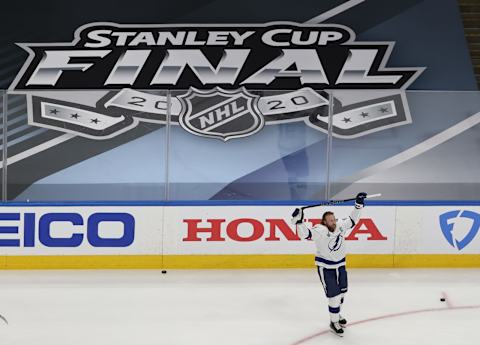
[0,203,478,269]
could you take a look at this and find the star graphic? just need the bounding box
[379,107,389,113]
[342,117,352,123]
[49,109,59,115]
[360,112,369,118]
[90,118,100,124]
[71,113,80,119]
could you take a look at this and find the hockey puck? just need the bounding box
[161,270,167,274]
[440,298,445,302]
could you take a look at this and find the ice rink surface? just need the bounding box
[0,268,479,345]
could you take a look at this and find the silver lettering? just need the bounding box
[151,49,250,85]
[105,50,151,85]
[27,50,110,86]
[242,49,328,85]
[85,30,112,48]
[336,49,402,84]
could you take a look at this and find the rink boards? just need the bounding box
[0,203,478,269]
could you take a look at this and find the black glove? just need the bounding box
[355,192,367,206]
[291,208,304,225]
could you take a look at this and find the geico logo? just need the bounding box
[183,218,387,242]
[0,212,135,247]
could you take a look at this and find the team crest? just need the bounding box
[178,87,264,141]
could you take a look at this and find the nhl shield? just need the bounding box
[178,87,265,141]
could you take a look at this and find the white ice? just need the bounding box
[0,268,479,345]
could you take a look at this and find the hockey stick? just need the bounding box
[300,193,382,210]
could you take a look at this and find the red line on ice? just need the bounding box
[290,304,480,345]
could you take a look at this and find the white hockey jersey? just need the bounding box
[296,205,363,269]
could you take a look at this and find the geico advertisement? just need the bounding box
[0,207,162,254]
[163,206,394,254]
[420,207,480,254]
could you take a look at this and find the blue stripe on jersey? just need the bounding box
[315,257,346,265]
[329,306,340,313]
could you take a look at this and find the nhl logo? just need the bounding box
[178,87,264,141]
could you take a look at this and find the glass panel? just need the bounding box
[0,90,4,201]
[5,89,168,201]
[167,89,331,201]
[328,90,480,200]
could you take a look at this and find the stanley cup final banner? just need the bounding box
[10,22,420,140]
[0,0,478,201]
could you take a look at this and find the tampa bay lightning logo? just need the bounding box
[328,234,344,252]
[439,210,480,251]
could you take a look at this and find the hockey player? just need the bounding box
[291,192,367,337]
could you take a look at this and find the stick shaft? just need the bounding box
[301,198,355,210]
[300,193,382,210]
